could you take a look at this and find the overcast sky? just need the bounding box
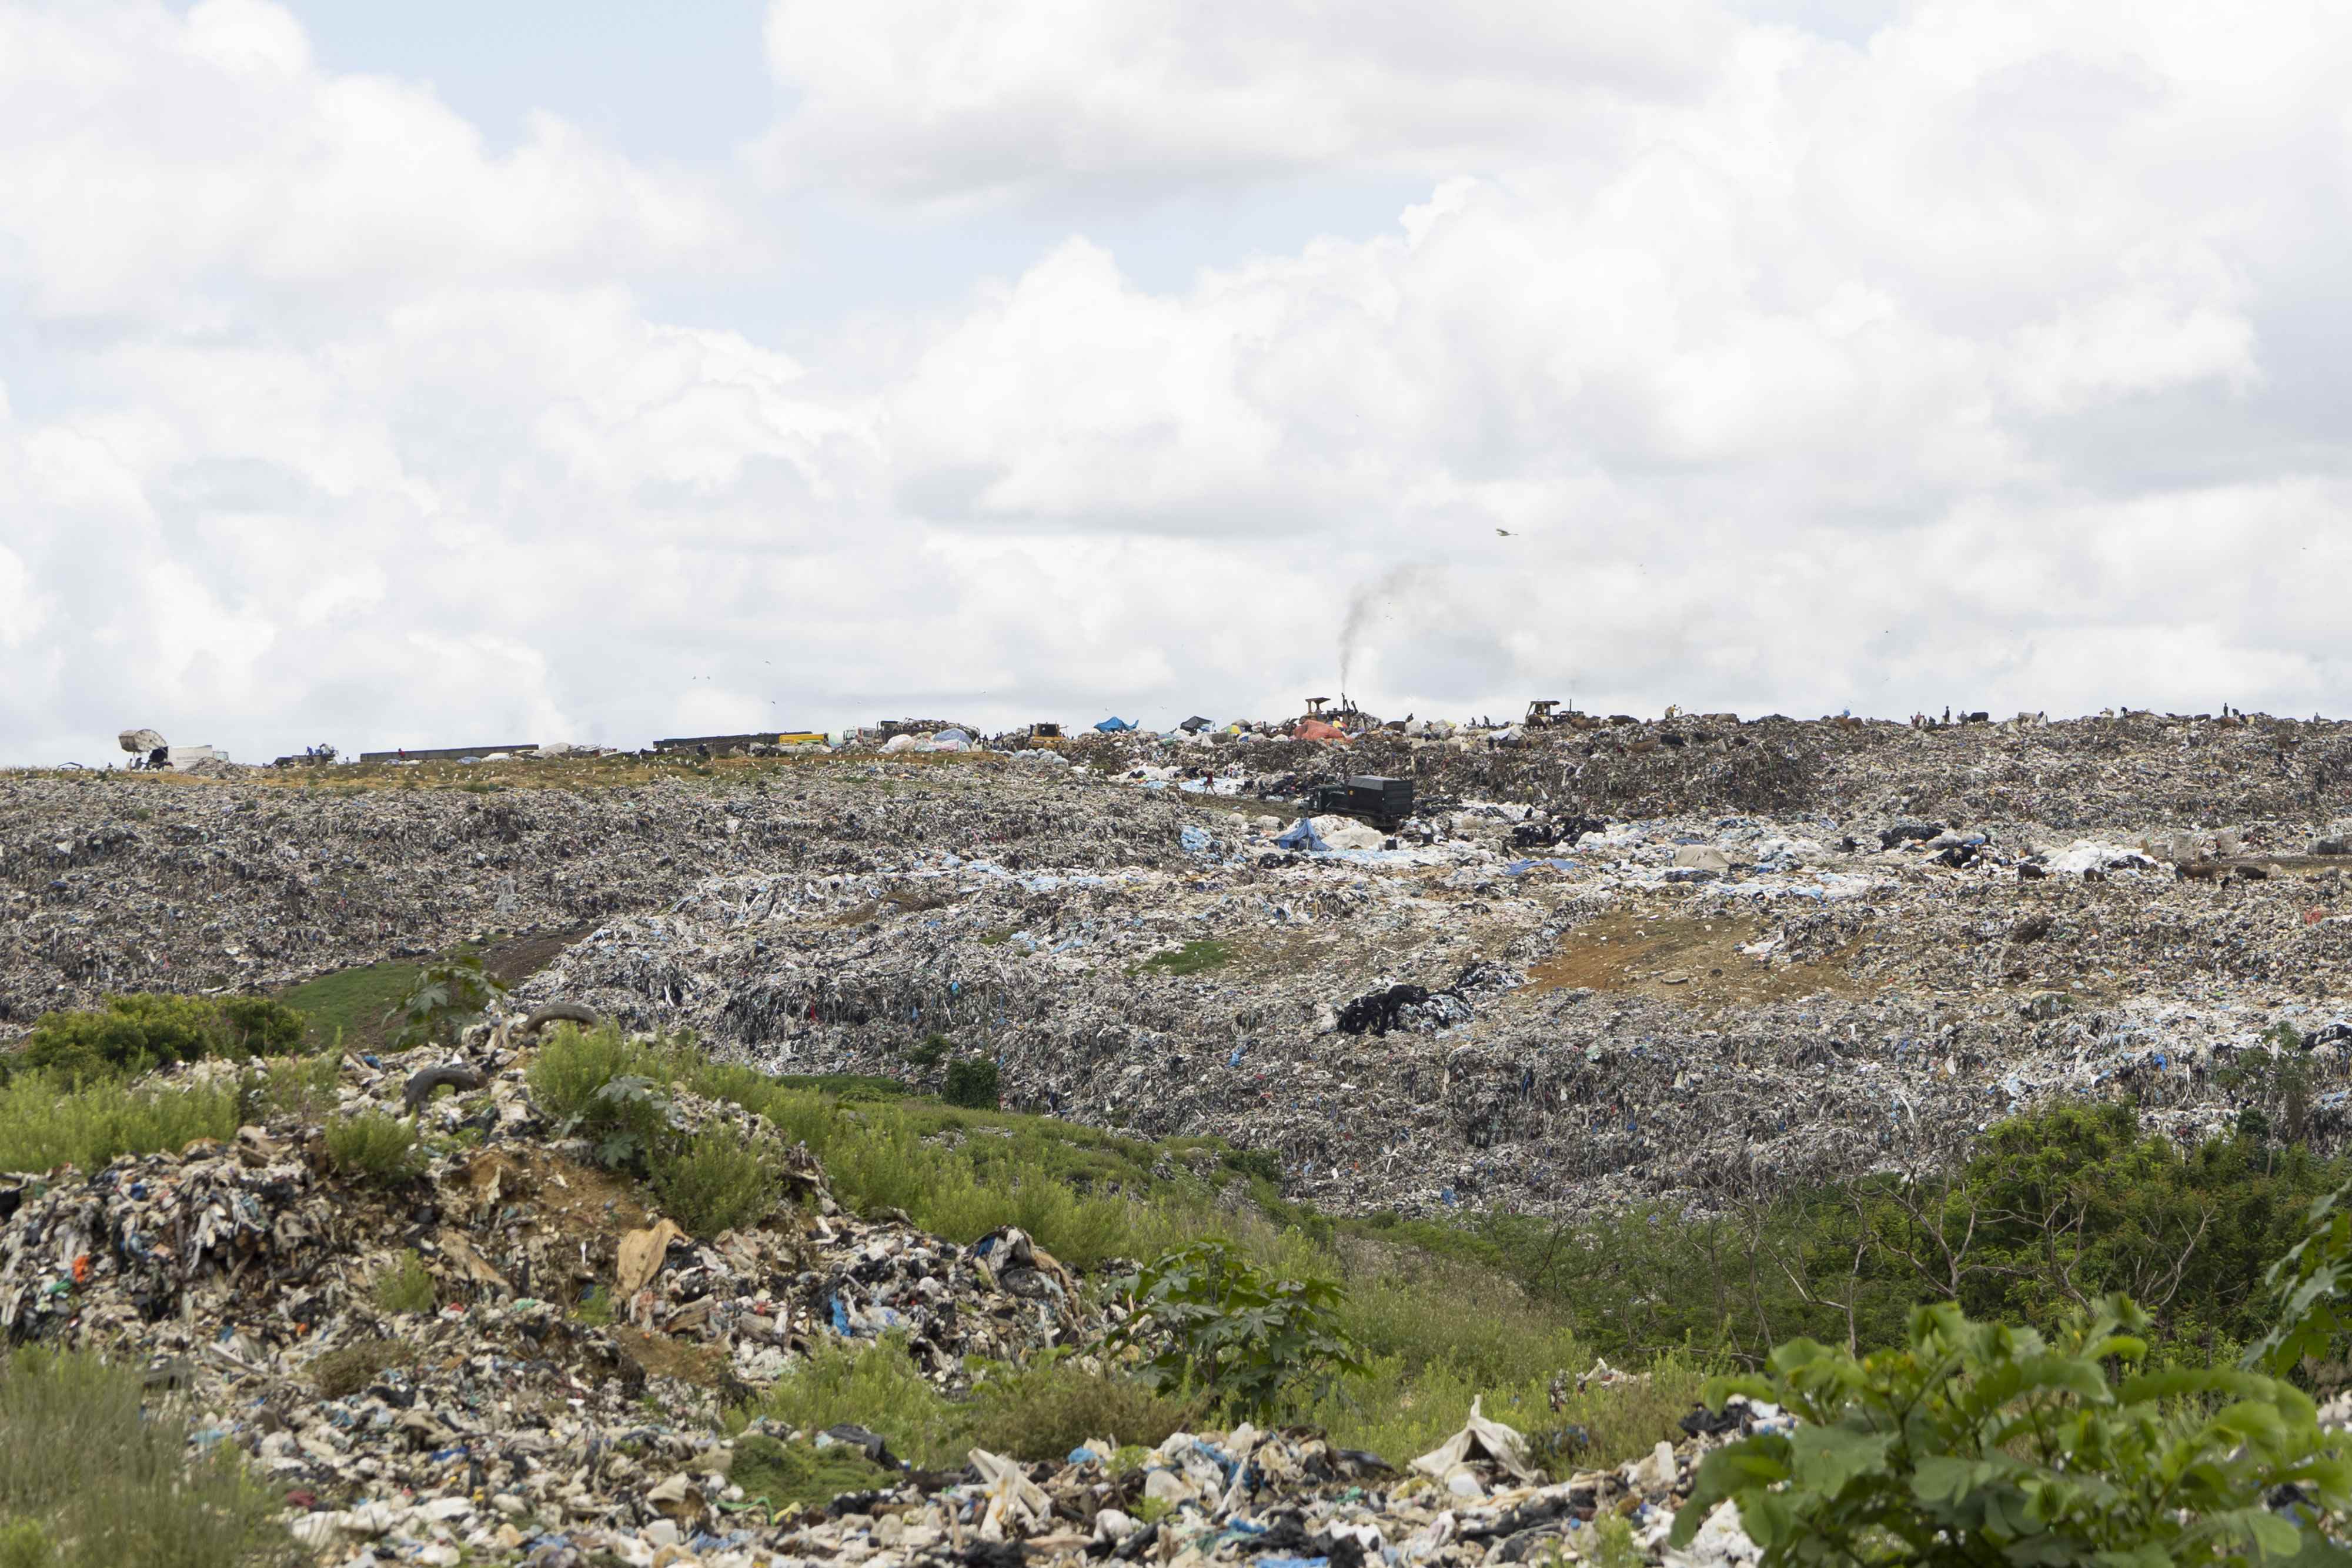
[2,1,2347,763]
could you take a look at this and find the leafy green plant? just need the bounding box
[652,1123,779,1235]
[906,1034,951,1068]
[526,1025,677,1169]
[2247,1174,2352,1380]
[323,1112,421,1183]
[1673,1293,2351,1566]
[383,953,506,1050]
[943,1057,1000,1110]
[14,994,312,1084]
[1107,1240,1365,1421]
[372,1250,436,1315]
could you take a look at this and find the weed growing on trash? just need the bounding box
[1137,938,1234,977]
[323,1111,420,1183]
[650,1121,779,1234]
[0,1070,240,1173]
[371,1249,436,1315]
[0,1348,295,1568]
[12,992,309,1084]
[1108,1239,1367,1421]
[941,1055,1000,1109]
[1673,1294,2352,1566]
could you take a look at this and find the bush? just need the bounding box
[324,1112,421,1183]
[1673,1294,2351,1566]
[372,1250,436,1315]
[0,1348,295,1568]
[309,1338,416,1399]
[0,1072,241,1175]
[1108,1240,1365,1421]
[526,1025,676,1169]
[15,993,311,1084]
[942,1057,1000,1110]
[652,1123,779,1235]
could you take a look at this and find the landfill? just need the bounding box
[8,711,2352,1218]
[9,708,2352,1562]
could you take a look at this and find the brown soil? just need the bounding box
[1523,908,1871,1009]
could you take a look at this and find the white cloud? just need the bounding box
[2,0,2350,765]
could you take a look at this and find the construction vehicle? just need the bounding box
[1028,722,1065,746]
[1525,700,1566,728]
[1304,774,1416,830]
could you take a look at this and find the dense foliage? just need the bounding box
[14,992,309,1083]
[1675,1295,2352,1566]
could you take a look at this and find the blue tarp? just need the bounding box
[1274,818,1328,852]
[1094,717,1137,732]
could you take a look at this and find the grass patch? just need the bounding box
[1138,940,1232,977]
[0,1072,240,1175]
[11,994,309,1084]
[278,958,420,1054]
[729,1435,891,1515]
[0,1348,295,1568]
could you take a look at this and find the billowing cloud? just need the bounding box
[1,0,2348,765]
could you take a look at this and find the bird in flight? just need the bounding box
[1495,527,1515,537]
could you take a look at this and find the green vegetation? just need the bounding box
[1110,1239,1364,1420]
[526,1026,678,1169]
[383,952,506,1050]
[941,1056,1000,1109]
[0,1348,295,1568]
[728,1433,891,1516]
[1675,1295,2350,1566]
[1415,1102,2350,1368]
[278,957,420,1051]
[12,992,309,1084]
[652,1122,780,1235]
[0,1071,241,1174]
[323,1111,421,1183]
[1138,939,1232,977]
[372,1249,436,1315]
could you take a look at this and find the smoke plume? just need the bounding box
[1338,564,1446,695]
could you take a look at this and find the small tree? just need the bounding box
[1106,1240,1364,1422]
[384,954,506,1050]
[943,1057,1000,1110]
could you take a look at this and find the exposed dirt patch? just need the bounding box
[1524,908,1871,1008]
[612,1324,734,1389]
[465,1146,651,1241]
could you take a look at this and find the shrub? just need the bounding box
[1672,1294,2351,1566]
[653,1123,779,1235]
[1108,1240,1365,1422]
[372,1250,436,1315]
[527,1025,676,1169]
[213,996,306,1056]
[309,1339,416,1399]
[15,993,309,1084]
[324,1112,421,1183]
[0,1347,295,1568]
[383,953,506,1049]
[942,1057,1000,1110]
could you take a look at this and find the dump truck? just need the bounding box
[1304,774,1415,830]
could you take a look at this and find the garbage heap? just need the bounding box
[0,1039,1114,1566]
